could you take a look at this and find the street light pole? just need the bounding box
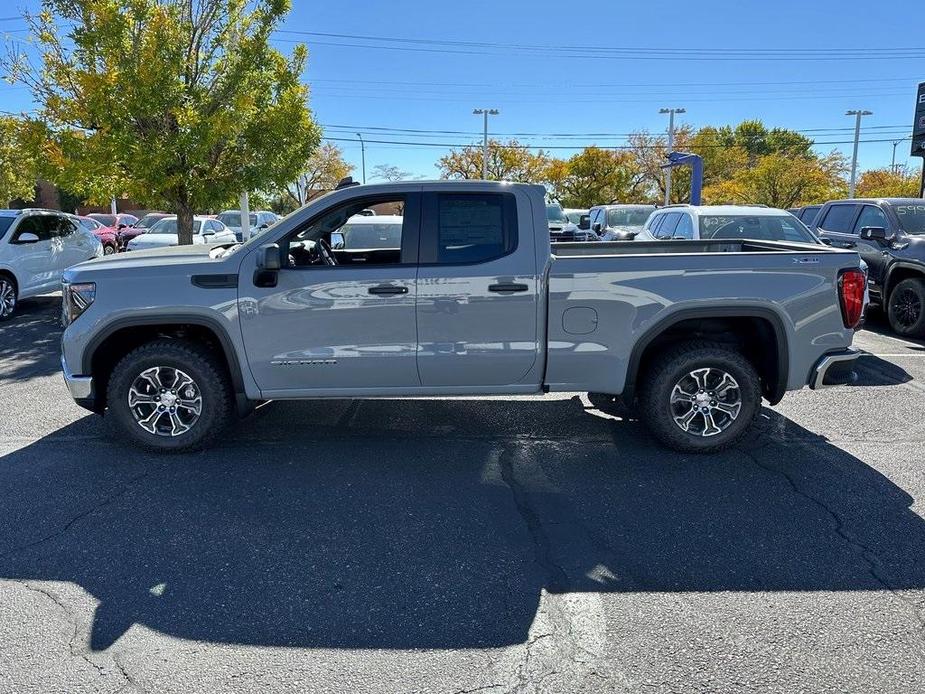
[356,133,366,184]
[891,139,903,172]
[473,108,499,179]
[659,107,686,205]
[846,110,872,197]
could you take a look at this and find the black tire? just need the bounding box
[639,341,762,454]
[105,339,233,452]
[0,273,17,321]
[887,278,925,338]
[103,243,116,255]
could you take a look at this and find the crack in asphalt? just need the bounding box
[741,439,925,650]
[14,580,142,692]
[0,471,151,561]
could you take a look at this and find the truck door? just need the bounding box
[851,204,891,293]
[415,189,542,388]
[237,192,422,396]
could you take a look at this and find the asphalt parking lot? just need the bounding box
[1,296,924,693]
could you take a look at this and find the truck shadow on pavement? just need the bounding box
[0,297,63,381]
[1,396,924,652]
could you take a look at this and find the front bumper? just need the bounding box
[62,355,94,402]
[809,347,861,389]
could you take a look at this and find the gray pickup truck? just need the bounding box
[60,181,866,453]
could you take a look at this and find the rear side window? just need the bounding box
[433,193,515,264]
[674,214,694,239]
[800,206,821,225]
[655,213,681,239]
[819,205,858,233]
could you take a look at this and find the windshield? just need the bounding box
[546,204,568,223]
[565,211,587,224]
[135,215,166,229]
[339,221,402,249]
[699,214,817,243]
[78,218,100,230]
[148,218,203,235]
[0,217,13,241]
[217,212,258,227]
[89,214,116,227]
[892,203,925,234]
[607,208,653,228]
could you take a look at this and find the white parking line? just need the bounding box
[862,331,925,349]
[861,353,925,358]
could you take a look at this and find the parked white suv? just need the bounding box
[0,208,103,320]
[638,205,820,243]
[127,216,236,250]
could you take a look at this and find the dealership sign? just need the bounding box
[913,81,925,157]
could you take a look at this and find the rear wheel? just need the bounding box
[106,339,232,451]
[0,275,17,321]
[887,278,925,338]
[103,243,116,255]
[639,341,761,453]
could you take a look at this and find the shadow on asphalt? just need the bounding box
[0,296,62,381]
[852,354,913,387]
[861,311,925,351]
[1,396,923,652]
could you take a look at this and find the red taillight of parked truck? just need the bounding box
[838,269,866,329]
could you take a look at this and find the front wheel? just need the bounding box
[0,275,17,321]
[887,278,925,338]
[103,243,116,255]
[639,341,761,453]
[106,339,233,451]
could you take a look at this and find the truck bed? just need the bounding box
[543,238,862,397]
[552,238,844,257]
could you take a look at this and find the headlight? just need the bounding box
[62,281,96,326]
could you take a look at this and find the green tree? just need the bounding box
[6,0,320,244]
[544,147,640,208]
[0,116,40,206]
[437,139,551,182]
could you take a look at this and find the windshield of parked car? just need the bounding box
[135,214,166,229]
[148,218,203,234]
[89,214,116,226]
[77,218,101,230]
[565,211,586,224]
[891,203,925,234]
[340,221,403,249]
[607,208,653,228]
[0,217,13,241]
[546,204,568,223]
[699,214,817,243]
[217,212,258,227]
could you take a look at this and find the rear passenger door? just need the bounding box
[415,189,541,388]
[815,203,860,249]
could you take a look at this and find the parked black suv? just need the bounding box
[812,198,925,337]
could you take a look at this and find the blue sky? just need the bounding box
[2,0,923,181]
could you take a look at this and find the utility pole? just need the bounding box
[891,139,903,172]
[659,107,686,205]
[239,192,251,241]
[356,133,366,184]
[110,196,117,215]
[473,108,499,179]
[846,110,872,197]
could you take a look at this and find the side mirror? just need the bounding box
[259,223,269,229]
[592,222,602,234]
[117,223,128,229]
[330,231,345,250]
[577,215,590,231]
[859,226,893,244]
[257,243,281,271]
[14,232,40,244]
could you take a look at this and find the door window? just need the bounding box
[12,215,53,242]
[424,193,516,264]
[285,196,417,267]
[853,205,889,234]
[51,216,77,237]
[818,204,858,233]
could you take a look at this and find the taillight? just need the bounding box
[838,268,866,329]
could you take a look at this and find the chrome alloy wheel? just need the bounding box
[128,366,203,437]
[0,278,15,318]
[669,367,742,437]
